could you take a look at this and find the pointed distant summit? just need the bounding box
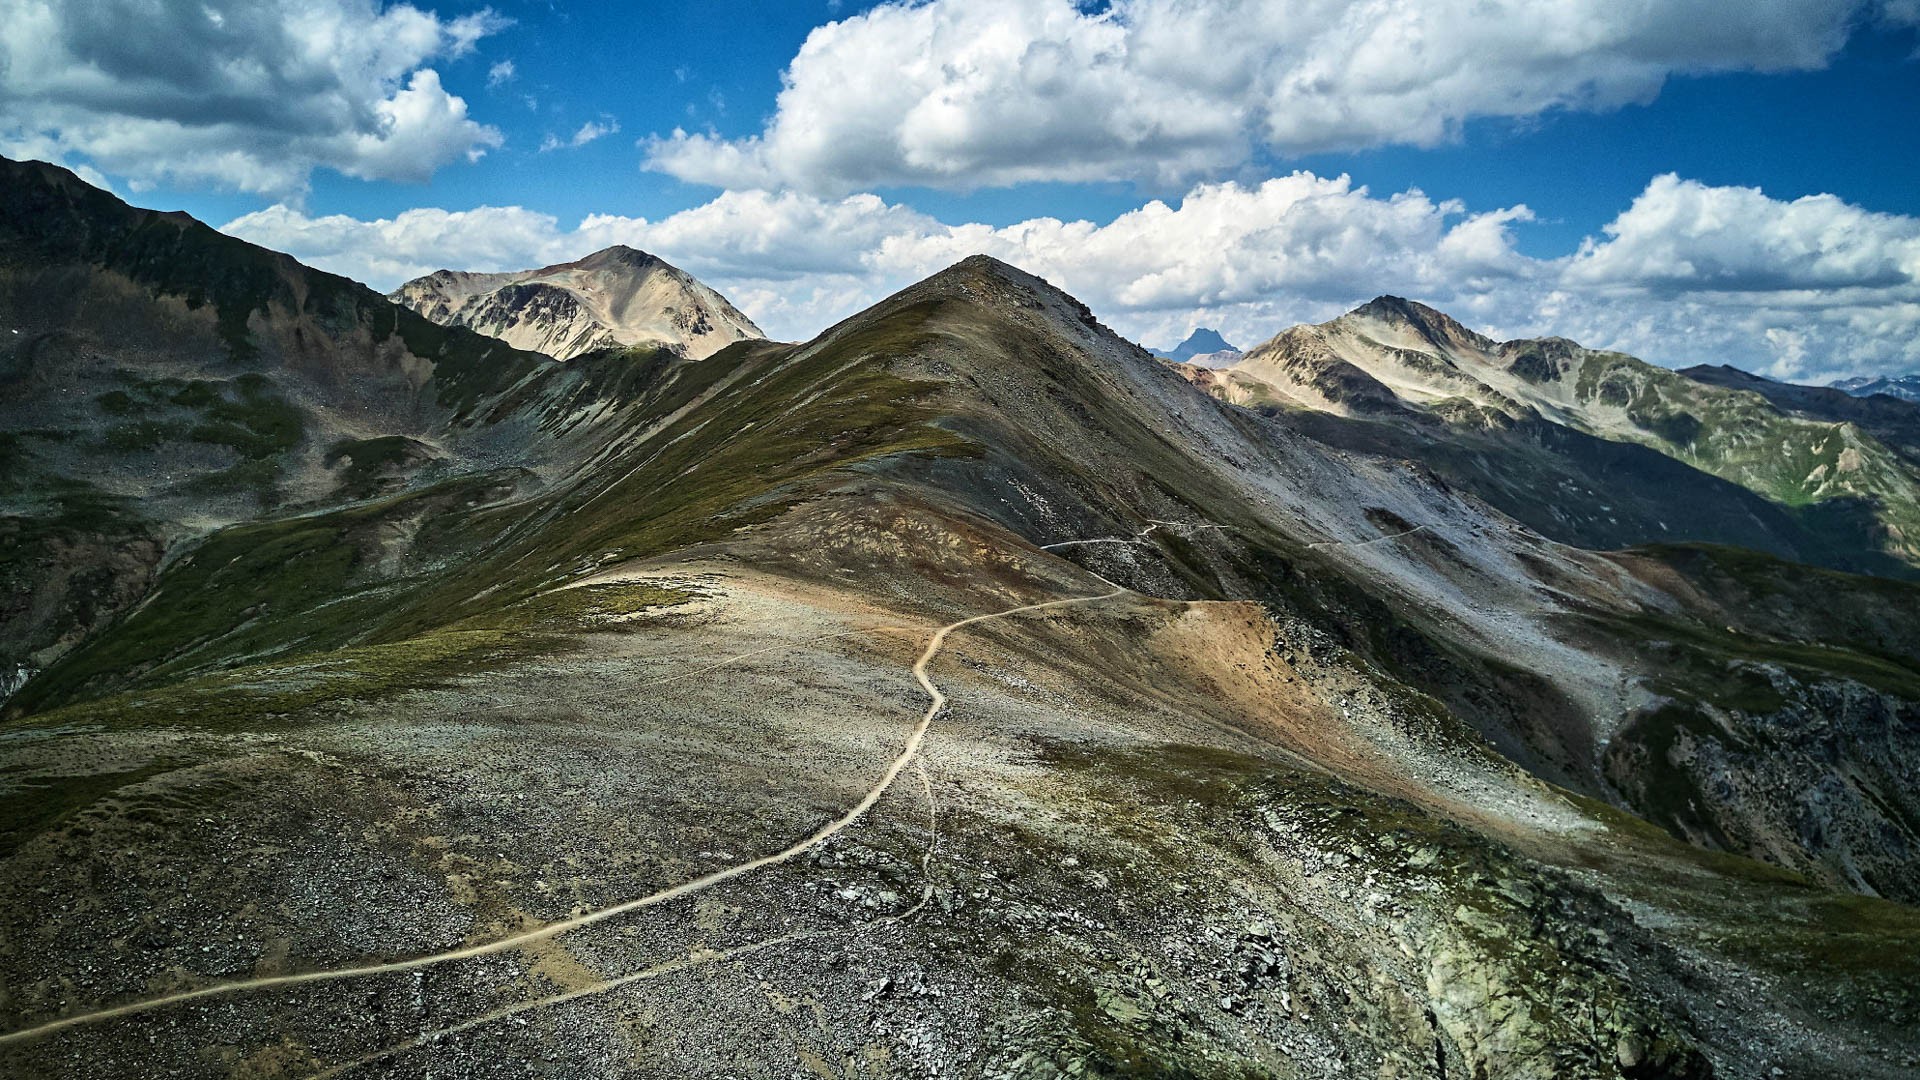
[393,246,763,360]
[1158,327,1239,364]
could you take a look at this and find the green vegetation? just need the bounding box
[1573,353,1920,555]
[370,331,973,643]
[12,307,980,719]
[324,435,434,498]
[93,389,141,416]
[5,468,548,714]
[1730,891,1920,982]
[15,581,693,734]
[0,761,180,857]
[1607,704,1744,849]
[1601,609,1920,704]
[1627,542,1920,663]
[94,373,304,461]
[5,505,367,710]
[186,372,304,458]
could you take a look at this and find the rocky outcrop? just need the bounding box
[1608,674,1920,902]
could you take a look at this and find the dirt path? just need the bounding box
[0,587,1123,1048]
[309,761,945,1079]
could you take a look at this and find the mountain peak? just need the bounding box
[1834,374,1920,403]
[922,253,1045,291]
[1162,327,1237,362]
[952,252,1023,275]
[906,254,1085,312]
[1339,295,1492,351]
[573,244,665,271]
[393,247,762,360]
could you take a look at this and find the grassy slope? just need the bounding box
[7,320,971,718]
[1567,353,1920,561]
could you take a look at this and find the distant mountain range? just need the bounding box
[5,157,1920,1078]
[1833,374,1920,402]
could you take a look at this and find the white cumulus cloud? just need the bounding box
[1566,174,1920,296]
[0,0,507,196]
[646,0,1906,194]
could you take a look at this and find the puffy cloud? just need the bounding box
[0,0,506,196]
[222,174,1920,382]
[1550,175,1920,380]
[646,0,1902,194]
[219,202,564,288]
[1565,174,1920,295]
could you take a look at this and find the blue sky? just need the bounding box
[3,0,1918,379]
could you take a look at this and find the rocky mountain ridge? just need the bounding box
[1181,296,1920,575]
[0,157,756,712]
[392,245,764,360]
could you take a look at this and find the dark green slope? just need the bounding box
[1264,401,1920,579]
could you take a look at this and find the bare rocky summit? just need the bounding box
[392,245,764,360]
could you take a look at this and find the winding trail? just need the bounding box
[309,761,945,1080]
[0,586,1123,1048]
